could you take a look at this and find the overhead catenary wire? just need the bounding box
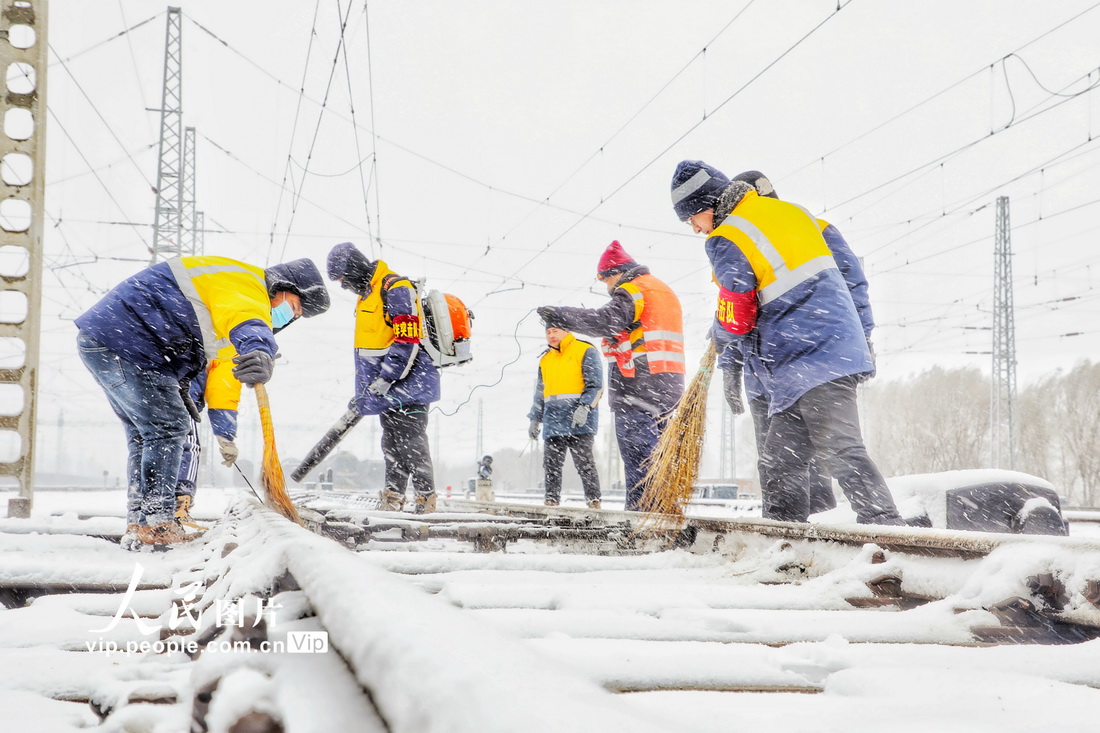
[45,107,151,253]
[779,2,1100,183]
[265,0,323,263]
[48,42,156,191]
[485,0,857,297]
[335,0,378,257]
[48,10,162,67]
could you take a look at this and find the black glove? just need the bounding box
[232,351,274,385]
[856,340,877,384]
[571,404,591,428]
[528,419,540,440]
[179,380,202,422]
[722,366,744,415]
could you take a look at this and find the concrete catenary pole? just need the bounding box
[0,0,47,518]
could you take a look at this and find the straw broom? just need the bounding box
[638,340,718,529]
[253,383,302,525]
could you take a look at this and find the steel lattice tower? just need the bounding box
[0,0,47,517]
[991,195,1017,469]
[181,125,197,256]
[151,7,182,263]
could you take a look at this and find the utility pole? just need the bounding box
[991,195,1017,469]
[151,7,183,263]
[718,406,736,481]
[476,399,484,461]
[0,0,47,518]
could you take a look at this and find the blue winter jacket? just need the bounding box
[74,262,276,382]
[708,192,873,415]
[527,334,603,438]
[350,269,441,415]
[718,220,875,401]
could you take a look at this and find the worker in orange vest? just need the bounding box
[537,241,685,510]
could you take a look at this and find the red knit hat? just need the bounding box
[597,240,637,277]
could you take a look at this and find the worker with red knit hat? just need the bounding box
[537,241,685,511]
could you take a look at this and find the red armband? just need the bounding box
[716,286,757,335]
[391,314,422,343]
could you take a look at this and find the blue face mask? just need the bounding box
[271,300,296,331]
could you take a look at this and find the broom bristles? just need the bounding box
[254,383,302,525]
[638,341,718,530]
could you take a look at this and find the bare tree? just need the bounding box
[863,367,990,476]
[1048,361,1100,505]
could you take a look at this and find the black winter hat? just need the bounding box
[732,170,778,199]
[265,258,330,317]
[671,160,730,221]
[327,242,377,297]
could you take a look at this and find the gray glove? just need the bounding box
[528,419,540,440]
[216,435,239,467]
[232,351,274,385]
[368,377,392,396]
[722,366,744,415]
[571,404,591,428]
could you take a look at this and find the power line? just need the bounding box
[336,0,378,256]
[485,0,857,297]
[48,42,156,191]
[493,0,757,246]
[265,0,323,264]
[276,0,357,264]
[362,0,382,257]
[780,3,1100,184]
[45,107,151,252]
[827,66,1100,217]
[48,10,162,66]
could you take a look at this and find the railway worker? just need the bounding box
[718,170,878,517]
[528,318,605,509]
[326,242,441,514]
[671,159,904,525]
[77,256,330,548]
[537,241,686,511]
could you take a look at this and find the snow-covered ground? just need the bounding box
[4,488,1100,732]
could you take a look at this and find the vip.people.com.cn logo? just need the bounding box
[86,562,328,655]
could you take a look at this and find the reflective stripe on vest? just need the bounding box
[714,193,838,306]
[168,257,267,359]
[601,274,686,377]
[546,393,582,402]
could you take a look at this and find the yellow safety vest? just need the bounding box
[710,190,836,306]
[541,333,600,403]
[353,260,424,354]
[168,256,271,359]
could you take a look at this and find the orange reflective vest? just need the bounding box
[602,273,686,378]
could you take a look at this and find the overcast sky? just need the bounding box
[30,1,1100,482]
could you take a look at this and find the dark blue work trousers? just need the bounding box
[615,410,669,512]
[78,332,190,526]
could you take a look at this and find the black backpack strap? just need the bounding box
[379,273,410,326]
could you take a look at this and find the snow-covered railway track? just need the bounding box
[5,494,1100,731]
